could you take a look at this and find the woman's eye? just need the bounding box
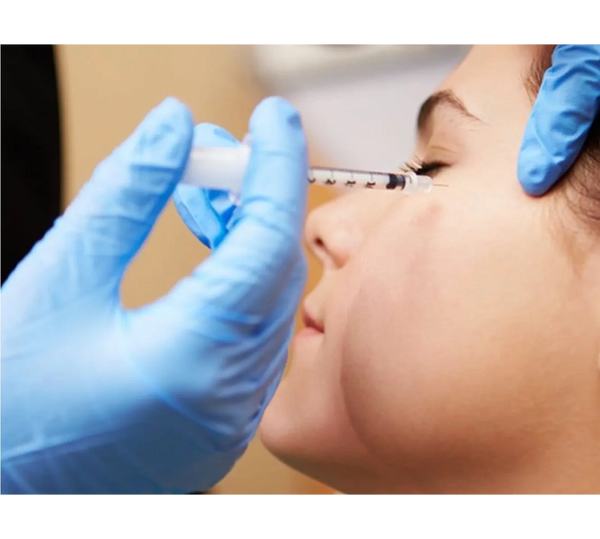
[416,161,446,176]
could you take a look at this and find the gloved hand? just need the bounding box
[519,45,600,196]
[1,96,308,494]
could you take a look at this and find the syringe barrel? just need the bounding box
[181,145,250,192]
[181,145,435,194]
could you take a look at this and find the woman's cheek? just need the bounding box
[337,201,454,456]
[336,179,574,466]
[335,192,525,460]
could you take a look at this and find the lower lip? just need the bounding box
[296,327,323,338]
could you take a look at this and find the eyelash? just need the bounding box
[404,160,446,176]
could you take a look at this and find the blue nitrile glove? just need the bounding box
[519,45,600,196]
[1,96,308,494]
[172,125,242,251]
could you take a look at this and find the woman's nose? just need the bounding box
[305,192,385,270]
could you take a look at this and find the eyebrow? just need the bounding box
[417,90,481,133]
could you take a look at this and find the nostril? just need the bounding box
[309,235,337,269]
[306,230,325,254]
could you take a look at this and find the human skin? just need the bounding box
[259,45,600,494]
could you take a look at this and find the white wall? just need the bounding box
[252,46,469,171]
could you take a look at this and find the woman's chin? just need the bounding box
[259,380,302,463]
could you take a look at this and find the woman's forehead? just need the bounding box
[436,46,537,127]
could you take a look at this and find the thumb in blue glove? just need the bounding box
[1,96,308,494]
[518,45,600,196]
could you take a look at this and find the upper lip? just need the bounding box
[302,306,324,333]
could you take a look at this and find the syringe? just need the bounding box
[181,145,434,195]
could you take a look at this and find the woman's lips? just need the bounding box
[299,307,324,337]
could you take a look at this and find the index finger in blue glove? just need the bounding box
[518,45,600,196]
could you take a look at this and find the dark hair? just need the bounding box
[526,46,600,233]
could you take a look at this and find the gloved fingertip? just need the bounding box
[174,183,231,249]
[143,97,194,134]
[133,97,195,171]
[239,96,307,212]
[173,186,211,247]
[249,96,303,134]
[193,123,239,147]
[212,126,239,144]
[517,145,560,197]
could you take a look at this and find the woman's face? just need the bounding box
[260,46,600,493]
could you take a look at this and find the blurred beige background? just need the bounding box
[56,45,336,494]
